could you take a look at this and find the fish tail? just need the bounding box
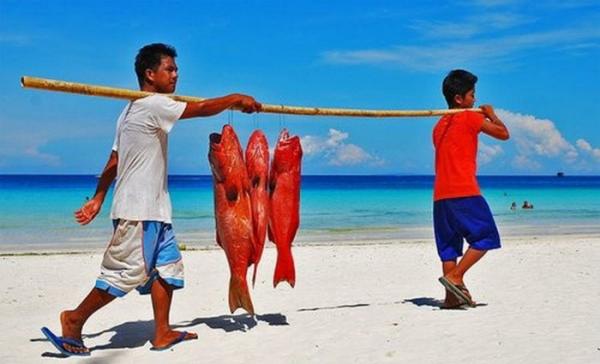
[273,246,296,288]
[229,275,255,315]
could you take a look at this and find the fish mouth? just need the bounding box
[278,129,290,141]
[210,132,222,145]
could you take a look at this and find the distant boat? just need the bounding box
[556,172,565,177]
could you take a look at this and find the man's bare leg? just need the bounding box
[60,288,116,353]
[150,278,197,348]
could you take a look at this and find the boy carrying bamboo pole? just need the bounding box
[432,69,509,309]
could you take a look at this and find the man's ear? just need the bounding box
[144,68,154,84]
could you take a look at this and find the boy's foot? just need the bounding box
[441,293,465,309]
[438,276,476,307]
[440,301,467,310]
[150,330,197,351]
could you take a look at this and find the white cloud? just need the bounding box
[496,109,579,169]
[470,0,518,6]
[576,138,600,161]
[409,13,531,40]
[512,154,542,170]
[497,110,577,160]
[576,139,592,151]
[0,128,62,167]
[0,33,33,46]
[478,141,503,165]
[301,128,383,167]
[322,25,600,72]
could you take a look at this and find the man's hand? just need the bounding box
[74,197,103,225]
[181,94,262,119]
[235,94,262,113]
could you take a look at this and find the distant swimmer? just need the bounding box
[522,200,534,209]
[510,202,517,211]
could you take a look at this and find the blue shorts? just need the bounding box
[95,220,184,297]
[433,196,501,261]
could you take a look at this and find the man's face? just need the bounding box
[148,56,178,93]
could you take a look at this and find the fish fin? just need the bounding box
[216,230,223,248]
[273,246,296,288]
[228,275,255,315]
[267,223,274,243]
[251,263,258,288]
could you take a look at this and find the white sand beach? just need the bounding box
[1,234,599,363]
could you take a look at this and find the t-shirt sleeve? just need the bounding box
[150,95,186,133]
[112,102,131,152]
[465,111,485,134]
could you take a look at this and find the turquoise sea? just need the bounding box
[1,175,599,251]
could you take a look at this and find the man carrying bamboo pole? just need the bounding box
[41,43,261,356]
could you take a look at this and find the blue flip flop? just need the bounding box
[40,327,90,357]
[150,331,195,351]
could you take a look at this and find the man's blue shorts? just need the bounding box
[433,195,501,261]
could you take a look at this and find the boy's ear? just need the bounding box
[453,94,463,107]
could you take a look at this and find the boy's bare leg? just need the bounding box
[442,260,461,307]
[446,247,486,286]
[60,288,116,353]
[150,277,197,348]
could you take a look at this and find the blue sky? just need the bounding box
[1,0,599,175]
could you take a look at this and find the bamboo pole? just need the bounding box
[21,76,482,117]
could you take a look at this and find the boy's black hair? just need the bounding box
[135,43,177,87]
[442,69,478,107]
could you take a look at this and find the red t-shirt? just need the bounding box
[432,110,485,201]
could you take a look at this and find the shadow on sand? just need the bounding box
[297,303,370,312]
[402,297,487,310]
[34,312,288,356]
[402,297,444,308]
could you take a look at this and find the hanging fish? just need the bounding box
[245,130,270,285]
[268,129,302,288]
[208,124,255,314]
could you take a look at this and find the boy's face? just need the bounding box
[146,56,178,93]
[454,88,475,108]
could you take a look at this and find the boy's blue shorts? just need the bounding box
[433,195,501,261]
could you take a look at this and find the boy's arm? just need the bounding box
[74,151,118,225]
[480,104,510,140]
[180,94,261,119]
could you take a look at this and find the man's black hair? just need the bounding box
[442,69,478,107]
[135,43,177,87]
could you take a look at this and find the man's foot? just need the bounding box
[150,330,197,351]
[59,310,88,354]
[41,327,90,357]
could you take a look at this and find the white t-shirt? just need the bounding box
[110,94,186,223]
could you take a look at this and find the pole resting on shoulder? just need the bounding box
[21,76,482,118]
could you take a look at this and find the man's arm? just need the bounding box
[74,150,118,225]
[180,94,261,119]
[480,104,510,140]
